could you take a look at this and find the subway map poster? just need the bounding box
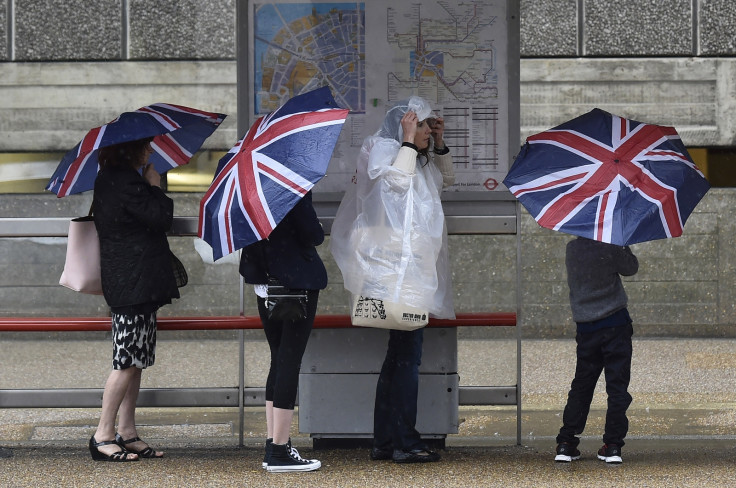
[249,0,510,191]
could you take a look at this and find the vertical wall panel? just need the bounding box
[128,0,235,59]
[520,0,578,57]
[699,0,736,55]
[584,0,693,56]
[14,0,122,61]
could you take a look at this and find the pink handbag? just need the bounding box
[59,216,103,295]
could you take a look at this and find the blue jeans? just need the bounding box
[373,328,425,451]
[556,322,633,447]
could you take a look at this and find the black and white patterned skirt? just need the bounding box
[111,312,157,370]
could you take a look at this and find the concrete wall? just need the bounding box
[2,0,236,62]
[3,57,735,151]
[2,0,734,61]
[0,188,732,338]
[0,62,237,151]
[521,0,736,57]
[2,0,736,151]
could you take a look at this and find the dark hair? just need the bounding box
[417,118,433,166]
[98,137,154,170]
[417,145,431,167]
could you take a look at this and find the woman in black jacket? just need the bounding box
[88,137,180,462]
[239,191,325,472]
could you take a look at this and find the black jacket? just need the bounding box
[239,191,327,290]
[93,166,180,312]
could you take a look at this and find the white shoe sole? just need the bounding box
[263,459,318,469]
[597,454,622,464]
[554,454,580,462]
[267,460,321,473]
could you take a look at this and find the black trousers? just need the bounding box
[258,289,319,410]
[556,322,633,447]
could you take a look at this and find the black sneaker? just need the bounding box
[554,442,581,462]
[392,448,441,463]
[262,438,272,469]
[370,447,393,461]
[597,444,622,464]
[263,438,315,469]
[266,442,321,473]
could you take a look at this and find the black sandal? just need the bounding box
[115,433,164,459]
[89,436,138,462]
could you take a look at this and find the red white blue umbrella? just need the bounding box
[198,86,348,261]
[46,103,227,197]
[503,108,710,245]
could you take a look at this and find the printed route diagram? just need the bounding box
[250,0,510,191]
[253,3,365,114]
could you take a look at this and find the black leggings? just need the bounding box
[258,289,319,410]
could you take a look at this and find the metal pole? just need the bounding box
[515,200,522,445]
[236,0,249,449]
[239,330,245,446]
[236,0,250,137]
[239,265,245,447]
[238,270,245,447]
[506,0,522,446]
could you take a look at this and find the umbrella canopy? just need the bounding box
[198,86,349,261]
[46,103,227,197]
[503,108,710,246]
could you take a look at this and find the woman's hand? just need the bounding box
[430,116,445,149]
[400,110,418,143]
[143,163,161,188]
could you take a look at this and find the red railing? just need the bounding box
[0,313,516,332]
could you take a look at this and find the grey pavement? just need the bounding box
[2,336,736,486]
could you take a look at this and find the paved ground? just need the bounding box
[2,439,736,487]
[2,336,736,486]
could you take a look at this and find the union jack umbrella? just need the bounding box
[198,86,349,260]
[503,108,710,245]
[46,103,227,197]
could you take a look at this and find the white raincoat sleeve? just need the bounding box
[434,151,455,188]
[390,146,418,174]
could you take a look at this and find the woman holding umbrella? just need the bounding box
[239,191,325,473]
[196,86,346,472]
[88,137,180,462]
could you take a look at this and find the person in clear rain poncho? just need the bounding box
[330,96,455,463]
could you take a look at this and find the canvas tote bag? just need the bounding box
[59,215,103,295]
[350,295,428,331]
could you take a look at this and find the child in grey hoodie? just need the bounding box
[554,236,639,464]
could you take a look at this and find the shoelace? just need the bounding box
[289,445,308,463]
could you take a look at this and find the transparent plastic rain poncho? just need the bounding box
[330,97,455,318]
